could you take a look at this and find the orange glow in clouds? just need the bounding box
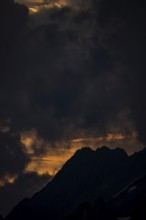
[0,176,17,187]
[19,0,69,14]
[20,130,144,177]
[71,133,126,143]
[25,149,76,175]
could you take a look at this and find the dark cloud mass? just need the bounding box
[98,0,146,143]
[0,0,146,216]
[0,0,29,178]
[13,0,146,144]
[0,132,29,178]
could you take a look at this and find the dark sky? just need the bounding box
[0,0,146,217]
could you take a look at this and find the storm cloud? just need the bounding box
[0,0,146,215]
[1,0,146,151]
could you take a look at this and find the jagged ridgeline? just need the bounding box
[5,146,146,220]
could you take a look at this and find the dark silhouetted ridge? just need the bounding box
[6,146,146,220]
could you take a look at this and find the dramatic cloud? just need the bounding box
[0,0,146,216]
[1,0,146,154]
[20,1,146,146]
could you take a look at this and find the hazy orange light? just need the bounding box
[21,129,39,154]
[71,133,129,143]
[24,145,80,175]
[28,0,68,14]
[0,175,17,187]
[0,180,4,187]
[20,129,143,176]
[29,7,39,13]
[6,176,16,184]
[21,136,34,147]
[106,133,126,141]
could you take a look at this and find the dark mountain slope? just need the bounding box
[6,146,146,220]
[111,173,146,218]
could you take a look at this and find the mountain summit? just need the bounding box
[6,146,146,220]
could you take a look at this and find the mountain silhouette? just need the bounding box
[5,146,146,220]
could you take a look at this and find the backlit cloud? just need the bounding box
[0,0,146,216]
